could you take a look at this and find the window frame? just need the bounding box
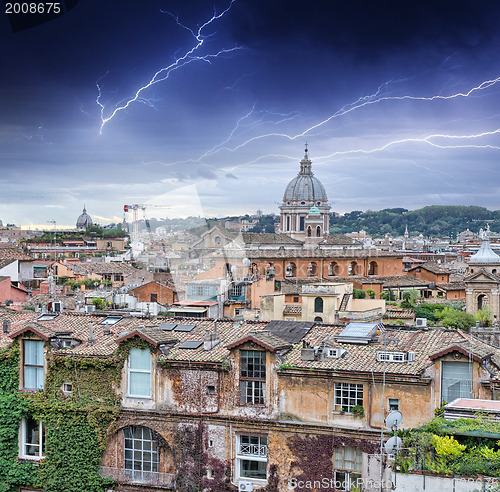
[333,446,363,491]
[23,339,44,390]
[240,350,266,406]
[127,348,152,398]
[235,434,268,482]
[334,382,363,413]
[20,418,45,460]
[123,426,159,482]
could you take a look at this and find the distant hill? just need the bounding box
[331,205,500,237]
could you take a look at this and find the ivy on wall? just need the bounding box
[287,433,379,483]
[0,335,154,492]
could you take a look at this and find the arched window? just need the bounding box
[286,262,297,277]
[329,262,339,276]
[314,316,323,322]
[478,294,489,311]
[348,261,358,276]
[286,216,290,231]
[123,426,159,481]
[307,226,312,237]
[368,261,378,275]
[307,262,318,277]
[314,297,323,313]
[316,226,321,237]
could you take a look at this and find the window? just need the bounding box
[388,398,399,411]
[376,351,407,362]
[230,285,243,297]
[299,216,305,231]
[334,447,362,491]
[128,348,151,397]
[62,382,73,395]
[293,296,299,303]
[334,383,363,412]
[123,426,159,482]
[441,361,472,404]
[240,350,266,405]
[314,297,323,313]
[150,293,158,303]
[207,385,216,394]
[20,418,44,459]
[61,339,72,348]
[23,340,44,390]
[236,435,267,481]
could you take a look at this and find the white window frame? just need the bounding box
[19,418,45,460]
[334,383,363,412]
[123,426,159,482]
[235,435,268,483]
[376,351,407,362]
[23,339,44,390]
[127,348,152,398]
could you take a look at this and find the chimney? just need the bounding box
[88,323,96,345]
[3,319,10,334]
[103,324,111,336]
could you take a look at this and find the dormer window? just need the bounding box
[127,348,151,398]
[240,350,266,405]
[23,340,44,390]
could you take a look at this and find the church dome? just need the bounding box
[469,227,500,263]
[308,206,320,215]
[283,149,328,204]
[76,206,93,230]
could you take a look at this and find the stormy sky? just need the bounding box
[2,0,500,228]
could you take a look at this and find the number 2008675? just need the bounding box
[5,3,61,14]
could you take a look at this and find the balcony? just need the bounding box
[100,467,176,488]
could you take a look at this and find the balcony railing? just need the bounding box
[238,443,268,458]
[100,467,176,488]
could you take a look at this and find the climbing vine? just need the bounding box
[0,335,155,492]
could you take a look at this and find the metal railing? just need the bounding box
[238,443,268,457]
[100,466,176,488]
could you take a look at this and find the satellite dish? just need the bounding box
[47,276,53,282]
[385,436,402,455]
[385,410,403,430]
[242,258,250,267]
[231,265,237,274]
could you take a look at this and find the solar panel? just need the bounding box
[267,320,314,344]
[37,313,58,321]
[174,324,196,332]
[159,323,177,331]
[179,340,203,349]
[99,316,122,325]
[334,322,382,344]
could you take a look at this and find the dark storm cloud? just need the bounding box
[2,0,500,225]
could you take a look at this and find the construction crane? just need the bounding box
[123,204,171,258]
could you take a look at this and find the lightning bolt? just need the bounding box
[96,0,241,134]
[171,73,500,168]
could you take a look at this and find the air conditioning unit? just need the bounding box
[238,482,254,492]
[85,304,96,313]
[415,318,427,327]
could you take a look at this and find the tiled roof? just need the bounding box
[410,262,449,274]
[226,330,290,352]
[69,262,138,275]
[1,311,499,379]
[437,282,466,291]
[240,233,303,245]
[324,234,361,245]
[0,245,33,261]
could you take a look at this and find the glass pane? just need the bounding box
[240,459,267,479]
[129,348,151,371]
[25,340,43,365]
[130,372,151,396]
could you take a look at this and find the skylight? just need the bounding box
[37,313,58,321]
[99,316,122,326]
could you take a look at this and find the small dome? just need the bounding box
[76,206,93,230]
[308,206,320,215]
[469,237,500,263]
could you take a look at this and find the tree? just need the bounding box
[436,307,474,330]
[366,289,376,299]
[475,308,493,327]
[353,289,366,299]
[92,298,105,310]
